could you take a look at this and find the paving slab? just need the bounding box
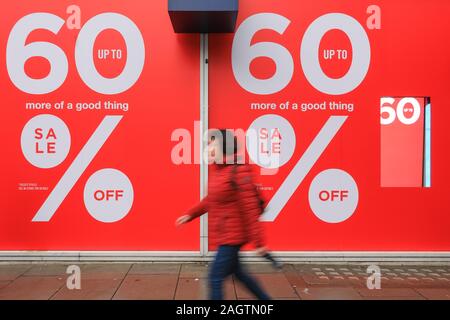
[301,272,356,287]
[0,281,11,290]
[113,274,178,300]
[174,277,236,300]
[52,278,122,300]
[80,263,131,280]
[0,264,32,281]
[283,270,309,290]
[24,264,70,276]
[235,273,297,299]
[362,296,426,300]
[0,276,64,300]
[129,263,181,275]
[357,288,423,298]
[296,287,363,300]
[179,263,209,278]
[414,288,450,300]
[243,263,281,274]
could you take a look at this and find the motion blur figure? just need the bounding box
[176,129,271,300]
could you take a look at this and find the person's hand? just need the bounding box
[255,246,267,256]
[175,215,191,227]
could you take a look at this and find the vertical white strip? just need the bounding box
[424,102,431,187]
[199,34,209,255]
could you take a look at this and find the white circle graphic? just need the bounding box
[84,168,134,223]
[21,114,71,168]
[308,169,359,223]
[246,114,296,169]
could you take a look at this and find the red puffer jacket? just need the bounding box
[185,163,265,248]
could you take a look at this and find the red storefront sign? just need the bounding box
[209,0,450,251]
[0,0,449,253]
[0,1,200,250]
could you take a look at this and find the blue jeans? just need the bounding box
[208,244,271,300]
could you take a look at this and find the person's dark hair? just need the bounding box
[209,129,238,156]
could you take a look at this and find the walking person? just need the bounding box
[176,129,271,300]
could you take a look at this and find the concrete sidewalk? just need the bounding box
[0,263,449,300]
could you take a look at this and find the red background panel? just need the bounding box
[0,0,449,253]
[0,1,200,250]
[209,0,450,251]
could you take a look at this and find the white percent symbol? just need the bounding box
[251,115,359,223]
[29,115,134,223]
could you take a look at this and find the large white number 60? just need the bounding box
[7,12,145,95]
[232,13,293,95]
[380,97,421,125]
[7,13,68,94]
[232,13,371,96]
